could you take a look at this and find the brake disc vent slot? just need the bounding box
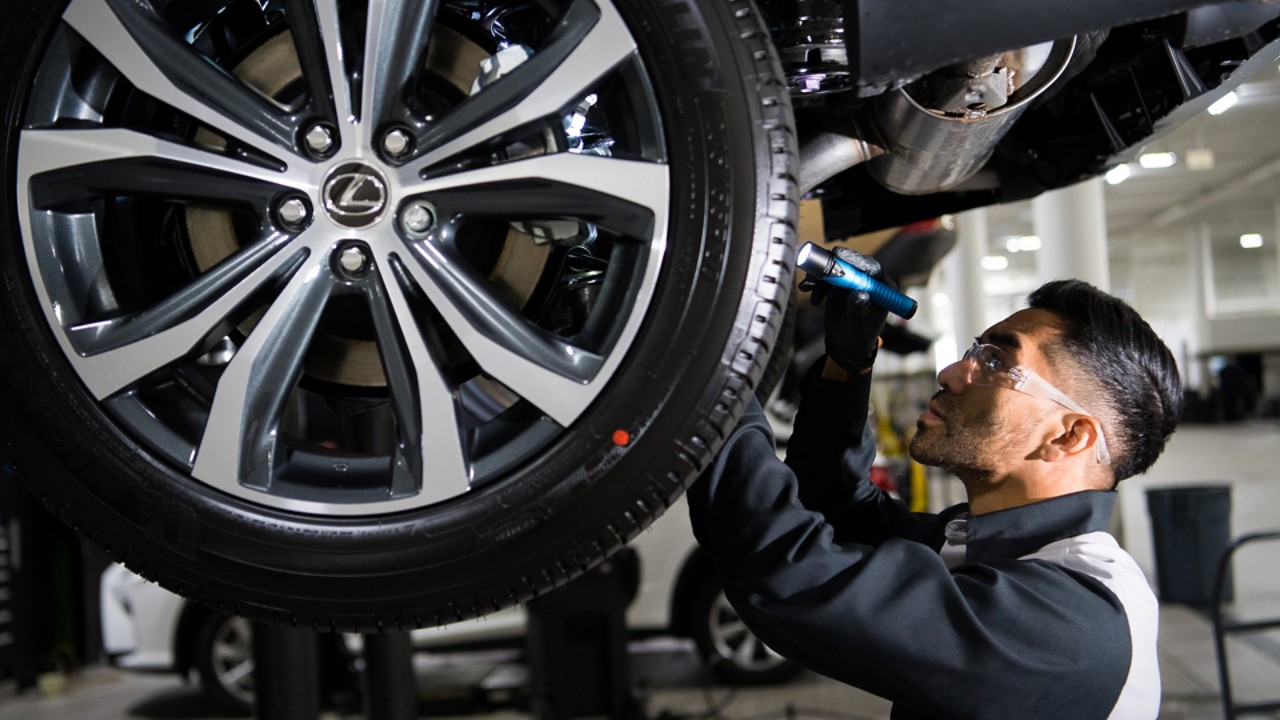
[763,0,850,96]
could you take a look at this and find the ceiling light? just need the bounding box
[1105,163,1131,185]
[1207,91,1238,115]
[1005,235,1042,253]
[1186,147,1215,171]
[1240,233,1264,249]
[981,255,1009,271]
[1139,152,1177,169]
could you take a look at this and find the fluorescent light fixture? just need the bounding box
[1186,147,1215,171]
[1138,152,1177,169]
[1240,233,1264,249]
[1207,91,1238,115]
[981,255,1009,271]
[1005,235,1042,253]
[1105,163,1131,185]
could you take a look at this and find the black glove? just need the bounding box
[798,246,890,373]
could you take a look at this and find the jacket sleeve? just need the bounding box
[686,364,1134,720]
[781,359,935,546]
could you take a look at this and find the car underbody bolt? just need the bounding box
[382,128,413,158]
[401,201,437,237]
[277,197,310,227]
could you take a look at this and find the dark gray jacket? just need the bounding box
[688,363,1159,720]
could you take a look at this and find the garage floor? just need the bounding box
[1,421,1278,720]
[0,615,1262,720]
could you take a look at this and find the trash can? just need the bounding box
[1146,485,1232,606]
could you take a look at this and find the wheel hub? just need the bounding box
[321,162,389,229]
[186,25,551,389]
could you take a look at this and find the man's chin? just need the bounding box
[907,436,934,466]
[909,431,957,471]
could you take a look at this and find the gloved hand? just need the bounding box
[798,246,890,373]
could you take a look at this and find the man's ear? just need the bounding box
[1042,414,1102,463]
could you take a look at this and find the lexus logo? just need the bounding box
[322,163,388,228]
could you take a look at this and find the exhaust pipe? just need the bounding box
[867,37,1076,195]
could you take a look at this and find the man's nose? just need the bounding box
[936,358,970,393]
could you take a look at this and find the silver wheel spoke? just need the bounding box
[219,659,255,687]
[371,258,471,503]
[718,619,749,640]
[69,234,296,356]
[192,251,332,491]
[282,0,340,125]
[63,0,298,160]
[394,245,603,427]
[292,0,357,139]
[401,154,668,233]
[734,634,762,665]
[70,246,308,400]
[289,0,440,149]
[19,128,309,193]
[360,0,440,144]
[406,0,636,171]
[213,641,247,664]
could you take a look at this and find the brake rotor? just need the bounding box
[186,25,551,388]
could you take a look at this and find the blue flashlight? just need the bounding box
[796,242,918,319]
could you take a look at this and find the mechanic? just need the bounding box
[689,247,1183,720]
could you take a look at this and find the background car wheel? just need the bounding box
[690,574,801,685]
[0,0,796,629]
[194,614,255,716]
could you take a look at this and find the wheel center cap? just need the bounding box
[322,163,389,228]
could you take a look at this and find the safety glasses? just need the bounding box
[960,341,1112,465]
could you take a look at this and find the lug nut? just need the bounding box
[304,123,335,154]
[401,201,436,237]
[338,245,370,275]
[278,198,310,227]
[382,128,412,158]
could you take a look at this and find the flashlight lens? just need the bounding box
[796,242,830,275]
[797,243,812,268]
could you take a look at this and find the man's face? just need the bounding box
[909,309,1066,476]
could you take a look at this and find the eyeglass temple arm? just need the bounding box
[1014,372,1113,465]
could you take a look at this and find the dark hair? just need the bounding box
[1027,280,1183,482]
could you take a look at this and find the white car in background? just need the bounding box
[101,497,798,714]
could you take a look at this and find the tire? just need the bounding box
[0,0,796,629]
[194,614,255,716]
[689,573,801,685]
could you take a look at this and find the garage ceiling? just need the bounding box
[984,60,1280,271]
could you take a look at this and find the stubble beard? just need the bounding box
[909,401,1029,477]
[909,421,988,475]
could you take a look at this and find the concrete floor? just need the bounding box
[0,621,1257,720]
[1,421,1278,719]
